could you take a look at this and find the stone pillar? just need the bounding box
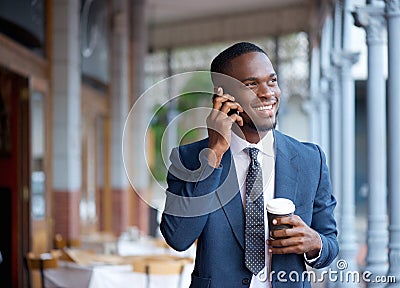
[165,49,178,160]
[337,1,359,286]
[318,15,334,287]
[328,61,341,288]
[328,3,345,286]
[330,0,343,245]
[110,0,130,236]
[52,0,82,239]
[338,51,359,287]
[353,3,389,285]
[306,45,321,144]
[319,15,333,164]
[384,0,400,286]
[130,0,150,234]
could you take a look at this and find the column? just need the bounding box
[130,0,150,234]
[384,0,400,286]
[52,0,81,239]
[165,49,178,161]
[338,50,360,286]
[328,3,344,288]
[338,0,359,286]
[320,35,333,285]
[305,45,321,144]
[330,0,343,245]
[110,0,130,236]
[353,2,389,285]
[319,15,333,164]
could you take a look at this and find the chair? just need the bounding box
[154,238,170,249]
[25,252,58,288]
[54,233,81,249]
[54,234,67,250]
[133,258,187,288]
[67,238,81,248]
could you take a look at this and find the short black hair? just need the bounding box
[210,42,268,76]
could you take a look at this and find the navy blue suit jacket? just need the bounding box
[161,130,338,288]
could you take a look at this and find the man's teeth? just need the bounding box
[255,105,273,111]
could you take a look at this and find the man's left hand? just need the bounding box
[267,215,321,259]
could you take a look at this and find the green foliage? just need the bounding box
[149,72,213,181]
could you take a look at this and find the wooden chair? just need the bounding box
[54,233,81,249]
[67,238,81,248]
[25,252,58,288]
[154,238,170,249]
[54,234,67,250]
[133,258,187,288]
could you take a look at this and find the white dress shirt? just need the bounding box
[230,130,275,288]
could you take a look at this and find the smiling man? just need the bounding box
[161,42,338,288]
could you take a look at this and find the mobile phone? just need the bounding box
[227,106,238,116]
[213,87,239,116]
[227,99,239,116]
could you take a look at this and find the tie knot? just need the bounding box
[247,147,259,161]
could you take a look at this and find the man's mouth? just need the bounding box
[254,104,273,111]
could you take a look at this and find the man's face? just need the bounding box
[223,52,281,133]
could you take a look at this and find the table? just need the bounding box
[80,233,118,254]
[44,261,194,288]
[45,236,196,287]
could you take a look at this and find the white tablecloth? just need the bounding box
[45,237,196,287]
[117,239,166,256]
[45,261,194,288]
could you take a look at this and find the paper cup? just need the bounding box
[266,198,295,232]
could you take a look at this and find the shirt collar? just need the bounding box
[230,130,275,157]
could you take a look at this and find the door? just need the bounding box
[0,66,30,288]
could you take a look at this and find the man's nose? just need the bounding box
[257,82,274,98]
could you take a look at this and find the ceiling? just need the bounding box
[144,0,330,50]
[146,0,310,24]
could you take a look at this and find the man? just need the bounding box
[161,42,338,288]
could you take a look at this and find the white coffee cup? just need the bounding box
[266,198,296,232]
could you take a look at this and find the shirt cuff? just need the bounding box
[304,233,323,263]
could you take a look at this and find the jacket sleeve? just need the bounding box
[160,146,223,251]
[306,145,339,269]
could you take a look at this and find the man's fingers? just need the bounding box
[213,94,235,104]
[270,228,294,239]
[214,86,223,96]
[268,236,303,247]
[220,101,242,115]
[267,238,306,255]
[212,87,236,108]
[269,246,302,255]
[211,95,235,116]
[213,87,235,103]
[231,114,243,126]
[273,215,304,227]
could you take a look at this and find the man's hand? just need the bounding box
[267,215,321,259]
[206,87,243,167]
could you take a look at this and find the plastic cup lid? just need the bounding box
[266,198,295,215]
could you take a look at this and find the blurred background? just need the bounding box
[0,0,399,287]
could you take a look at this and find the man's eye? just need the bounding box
[245,82,257,88]
[269,78,278,85]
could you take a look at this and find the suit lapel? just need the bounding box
[216,149,245,249]
[274,131,299,202]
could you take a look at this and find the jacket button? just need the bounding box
[242,278,250,285]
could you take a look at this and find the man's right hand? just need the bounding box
[206,87,243,168]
